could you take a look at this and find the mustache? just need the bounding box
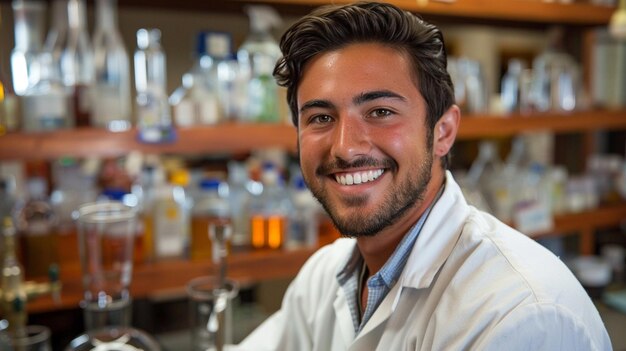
[316,156,397,176]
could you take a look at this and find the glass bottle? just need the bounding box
[287,174,319,249]
[209,32,237,122]
[134,28,175,143]
[50,158,98,268]
[0,217,28,334]
[460,58,487,114]
[190,178,231,261]
[0,69,18,136]
[92,0,132,131]
[152,169,189,259]
[11,0,46,96]
[13,177,58,279]
[0,176,17,227]
[216,44,242,122]
[227,161,252,250]
[132,161,164,263]
[246,56,279,123]
[170,31,227,127]
[0,7,19,136]
[500,58,525,113]
[237,5,283,123]
[21,52,74,132]
[464,141,505,215]
[248,163,291,250]
[530,27,582,112]
[44,0,94,127]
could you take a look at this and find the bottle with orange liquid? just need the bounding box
[190,178,231,261]
[50,158,98,269]
[133,163,163,263]
[248,163,292,250]
[14,177,58,279]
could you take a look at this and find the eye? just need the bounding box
[309,114,334,125]
[369,108,394,119]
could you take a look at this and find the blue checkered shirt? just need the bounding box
[336,186,443,334]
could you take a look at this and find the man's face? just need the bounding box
[297,43,436,237]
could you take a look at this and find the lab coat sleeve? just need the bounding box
[234,282,311,351]
[235,242,344,351]
[474,302,612,351]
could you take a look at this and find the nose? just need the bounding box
[329,115,371,161]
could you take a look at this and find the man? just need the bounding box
[237,2,611,350]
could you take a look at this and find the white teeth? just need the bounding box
[335,169,384,186]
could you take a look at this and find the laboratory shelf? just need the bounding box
[2,109,625,160]
[27,245,317,314]
[25,202,626,315]
[458,109,626,139]
[0,122,298,161]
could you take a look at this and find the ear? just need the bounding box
[433,104,460,158]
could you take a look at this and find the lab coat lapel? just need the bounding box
[400,171,470,289]
[350,172,470,349]
[333,287,355,349]
[351,281,401,345]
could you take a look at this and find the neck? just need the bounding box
[356,170,445,276]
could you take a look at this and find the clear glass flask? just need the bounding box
[11,0,46,96]
[134,28,175,143]
[92,0,132,131]
[44,0,94,127]
[21,52,74,132]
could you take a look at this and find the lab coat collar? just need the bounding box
[397,171,470,294]
[353,171,470,341]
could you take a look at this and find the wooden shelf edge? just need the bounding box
[242,0,615,25]
[27,246,316,314]
[2,109,625,160]
[526,202,626,241]
[552,202,626,234]
[458,109,626,139]
[0,123,298,161]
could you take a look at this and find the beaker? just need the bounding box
[187,276,239,351]
[68,201,160,351]
[2,325,52,351]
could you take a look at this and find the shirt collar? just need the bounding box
[336,182,445,288]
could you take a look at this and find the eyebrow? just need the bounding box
[353,90,406,105]
[299,99,335,115]
[298,90,406,115]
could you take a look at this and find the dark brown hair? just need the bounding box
[273,1,455,168]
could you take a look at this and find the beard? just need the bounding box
[303,151,433,238]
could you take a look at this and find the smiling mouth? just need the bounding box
[334,169,385,185]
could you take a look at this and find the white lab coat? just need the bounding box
[237,172,612,351]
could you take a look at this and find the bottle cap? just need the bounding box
[170,169,190,186]
[199,178,221,190]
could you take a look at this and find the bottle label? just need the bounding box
[92,85,131,127]
[198,96,220,125]
[513,201,553,237]
[23,94,71,131]
[154,199,186,257]
[173,101,195,127]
